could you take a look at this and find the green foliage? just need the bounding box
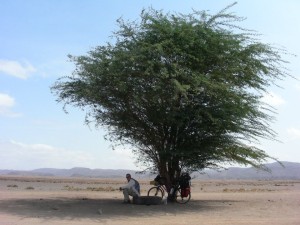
[51,3,289,182]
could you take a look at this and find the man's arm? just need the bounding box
[121,179,135,189]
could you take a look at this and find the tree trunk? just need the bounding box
[158,158,181,202]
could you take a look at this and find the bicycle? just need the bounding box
[147,175,191,204]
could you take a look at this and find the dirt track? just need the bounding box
[0,176,299,225]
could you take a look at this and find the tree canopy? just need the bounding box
[51,3,289,185]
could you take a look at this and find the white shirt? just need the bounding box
[122,178,140,196]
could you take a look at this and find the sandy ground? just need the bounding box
[0,176,299,225]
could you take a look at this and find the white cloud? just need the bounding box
[0,139,140,170]
[0,93,21,117]
[0,93,14,107]
[261,92,285,106]
[294,84,300,91]
[102,146,139,170]
[287,128,300,140]
[0,140,96,170]
[0,59,36,79]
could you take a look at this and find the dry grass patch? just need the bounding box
[7,184,18,188]
[25,186,34,190]
[63,185,118,192]
[86,186,118,191]
[223,188,275,192]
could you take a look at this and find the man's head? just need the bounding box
[126,173,131,181]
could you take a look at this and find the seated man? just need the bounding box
[119,173,140,203]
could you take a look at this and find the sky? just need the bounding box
[0,0,300,171]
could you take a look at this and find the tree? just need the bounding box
[51,3,289,190]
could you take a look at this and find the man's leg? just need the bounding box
[128,188,138,198]
[128,188,139,203]
[123,188,131,203]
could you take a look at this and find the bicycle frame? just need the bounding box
[148,182,191,204]
[152,184,168,197]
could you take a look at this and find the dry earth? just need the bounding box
[0,176,299,225]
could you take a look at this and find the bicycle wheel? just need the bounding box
[175,189,191,204]
[147,186,164,198]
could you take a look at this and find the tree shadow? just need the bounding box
[0,197,239,222]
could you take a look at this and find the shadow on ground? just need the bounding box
[0,197,239,221]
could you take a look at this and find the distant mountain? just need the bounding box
[0,167,139,178]
[31,167,135,178]
[194,161,300,180]
[0,161,299,180]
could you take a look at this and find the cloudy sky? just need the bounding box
[1,0,299,170]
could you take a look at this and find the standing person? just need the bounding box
[119,173,140,203]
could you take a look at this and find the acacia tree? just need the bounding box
[51,3,289,188]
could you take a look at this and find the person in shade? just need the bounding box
[119,173,140,203]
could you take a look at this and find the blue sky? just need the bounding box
[1,0,300,170]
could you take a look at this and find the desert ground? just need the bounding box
[0,176,299,225]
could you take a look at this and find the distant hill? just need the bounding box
[0,167,139,178]
[0,161,299,180]
[194,161,300,180]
